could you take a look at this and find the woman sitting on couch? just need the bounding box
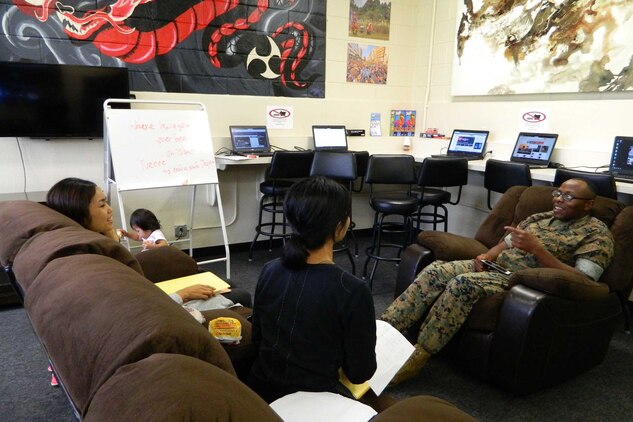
[46,177,242,310]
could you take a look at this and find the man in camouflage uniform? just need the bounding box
[383,178,615,385]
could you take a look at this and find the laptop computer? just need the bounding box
[609,136,633,182]
[312,125,348,152]
[229,125,273,156]
[432,129,489,160]
[510,132,558,168]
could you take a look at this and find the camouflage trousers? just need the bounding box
[381,260,510,354]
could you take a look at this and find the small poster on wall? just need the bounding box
[347,43,388,84]
[370,113,382,136]
[389,110,416,137]
[349,0,392,41]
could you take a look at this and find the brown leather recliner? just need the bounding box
[394,185,633,395]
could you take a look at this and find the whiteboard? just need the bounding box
[105,108,218,191]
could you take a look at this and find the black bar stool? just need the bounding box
[484,159,532,209]
[413,157,468,232]
[309,151,357,274]
[362,154,418,287]
[248,151,314,260]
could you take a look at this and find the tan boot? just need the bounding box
[389,345,431,387]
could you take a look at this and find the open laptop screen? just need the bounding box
[229,126,270,153]
[510,132,558,167]
[447,129,489,156]
[609,136,633,179]
[312,125,348,151]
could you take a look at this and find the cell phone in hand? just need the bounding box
[480,259,512,275]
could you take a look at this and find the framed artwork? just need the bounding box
[347,43,388,84]
[452,1,633,95]
[349,0,392,41]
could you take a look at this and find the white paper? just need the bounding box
[368,320,415,396]
[214,155,253,161]
[270,391,377,422]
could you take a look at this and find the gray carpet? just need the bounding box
[2,234,632,421]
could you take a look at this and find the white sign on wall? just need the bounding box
[267,106,294,129]
[519,108,550,132]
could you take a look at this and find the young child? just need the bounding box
[119,208,168,251]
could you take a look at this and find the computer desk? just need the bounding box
[215,155,633,197]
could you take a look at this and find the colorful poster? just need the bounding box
[349,0,392,41]
[347,43,388,84]
[389,110,416,137]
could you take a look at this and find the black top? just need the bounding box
[249,259,376,402]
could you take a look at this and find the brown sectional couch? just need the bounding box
[0,200,476,421]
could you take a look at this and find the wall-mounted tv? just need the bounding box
[0,62,130,139]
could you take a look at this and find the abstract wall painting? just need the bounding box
[452,0,633,95]
[0,0,326,98]
[347,43,388,84]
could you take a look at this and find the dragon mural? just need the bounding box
[2,0,325,97]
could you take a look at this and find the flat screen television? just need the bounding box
[0,61,130,139]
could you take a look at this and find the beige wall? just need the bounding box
[1,0,631,250]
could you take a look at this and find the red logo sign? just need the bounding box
[522,111,546,122]
[269,108,292,118]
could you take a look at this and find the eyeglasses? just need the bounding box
[551,190,594,202]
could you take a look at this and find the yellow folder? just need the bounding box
[154,272,231,295]
[338,369,371,400]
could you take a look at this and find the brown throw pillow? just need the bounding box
[84,353,281,422]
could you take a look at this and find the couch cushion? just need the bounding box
[601,206,633,292]
[25,254,235,415]
[12,226,142,293]
[84,353,281,422]
[475,186,528,249]
[134,245,199,283]
[372,395,476,422]
[0,200,78,267]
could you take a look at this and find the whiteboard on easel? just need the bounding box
[105,108,218,191]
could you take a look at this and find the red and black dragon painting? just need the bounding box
[1,0,325,97]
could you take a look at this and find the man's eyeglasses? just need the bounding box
[551,190,594,202]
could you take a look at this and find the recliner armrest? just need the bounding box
[508,268,609,301]
[417,231,487,262]
[394,233,488,299]
[489,284,620,395]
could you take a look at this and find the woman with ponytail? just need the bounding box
[248,176,377,403]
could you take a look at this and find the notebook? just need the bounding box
[510,132,558,168]
[609,136,633,182]
[229,126,273,156]
[432,129,489,160]
[312,125,348,151]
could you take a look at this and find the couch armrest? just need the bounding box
[417,231,487,262]
[394,233,488,299]
[508,268,609,301]
[488,284,621,395]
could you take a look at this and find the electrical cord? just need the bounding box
[16,137,29,200]
[214,147,234,156]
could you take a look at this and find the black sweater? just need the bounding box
[249,259,377,402]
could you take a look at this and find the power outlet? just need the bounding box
[174,225,188,238]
